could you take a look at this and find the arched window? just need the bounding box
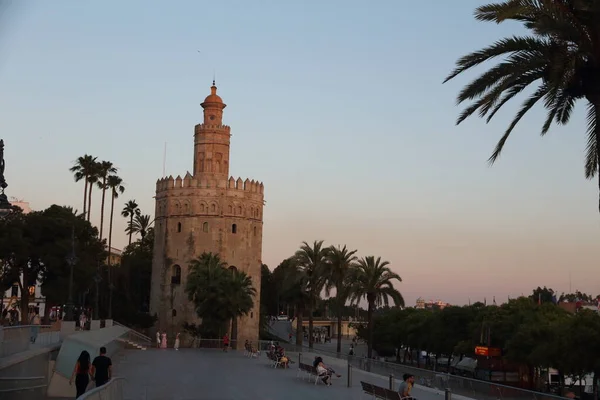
[237,206,242,215]
[232,224,237,234]
[228,205,233,214]
[229,265,237,272]
[253,226,257,236]
[177,222,182,233]
[172,309,177,317]
[171,265,181,285]
[203,222,209,233]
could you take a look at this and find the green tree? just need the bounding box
[185,252,256,340]
[530,286,556,304]
[294,240,330,349]
[121,200,140,246]
[324,244,358,353]
[350,256,403,359]
[445,1,600,211]
[112,229,156,329]
[69,154,97,219]
[276,257,309,346]
[96,161,117,241]
[126,214,153,240]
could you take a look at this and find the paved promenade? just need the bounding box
[114,348,462,400]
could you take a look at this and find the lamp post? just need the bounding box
[65,225,78,321]
[0,139,12,217]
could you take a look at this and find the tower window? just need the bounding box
[254,226,257,237]
[203,222,209,233]
[172,309,177,317]
[171,265,182,285]
[232,224,237,234]
[177,222,182,233]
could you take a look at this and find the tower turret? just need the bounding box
[193,81,231,179]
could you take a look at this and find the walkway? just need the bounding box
[114,348,459,400]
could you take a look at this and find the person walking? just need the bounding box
[156,331,161,348]
[69,350,91,398]
[174,333,180,350]
[222,333,229,352]
[91,347,112,388]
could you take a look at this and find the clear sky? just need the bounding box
[1,0,599,307]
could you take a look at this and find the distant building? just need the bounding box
[10,198,32,214]
[415,297,449,310]
[108,247,122,266]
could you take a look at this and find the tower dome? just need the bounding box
[201,81,226,109]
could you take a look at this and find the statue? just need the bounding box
[0,139,10,210]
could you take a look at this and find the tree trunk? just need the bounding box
[19,271,29,324]
[107,192,115,319]
[592,370,598,400]
[83,179,88,217]
[295,307,304,346]
[128,215,133,245]
[87,183,93,222]
[366,298,374,359]
[336,297,342,353]
[99,179,107,241]
[308,297,314,349]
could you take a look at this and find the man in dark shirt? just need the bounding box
[91,347,112,387]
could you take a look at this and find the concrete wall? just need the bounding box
[0,347,58,400]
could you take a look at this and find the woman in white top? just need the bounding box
[313,356,340,386]
[156,331,161,348]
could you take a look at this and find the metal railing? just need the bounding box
[78,377,125,400]
[256,340,567,400]
[113,321,152,346]
[0,325,61,357]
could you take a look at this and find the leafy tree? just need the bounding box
[276,257,309,346]
[294,240,330,349]
[445,1,600,212]
[121,200,140,246]
[34,205,104,320]
[350,256,403,359]
[126,214,153,240]
[185,252,256,340]
[112,228,155,329]
[530,286,556,304]
[69,154,97,219]
[324,245,358,353]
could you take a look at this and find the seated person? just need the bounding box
[313,356,341,385]
[277,348,289,368]
[399,373,416,399]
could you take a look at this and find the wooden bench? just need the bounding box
[296,362,321,385]
[360,381,413,400]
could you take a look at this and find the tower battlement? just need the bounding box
[194,124,231,133]
[156,174,264,195]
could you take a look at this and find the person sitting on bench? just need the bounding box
[399,373,416,399]
[313,357,340,385]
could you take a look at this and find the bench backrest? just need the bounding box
[384,388,401,400]
[360,381,375,394]
[373,385,388,399]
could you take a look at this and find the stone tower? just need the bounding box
[149,82,264,345]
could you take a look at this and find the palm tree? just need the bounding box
[121,200,141,246]
[294,240,330,349]
[86,161,100,222]
[125,214,153,240]
[350,256,403,359]
[325,245,358,353]
[444,1,600,212]
[69,154,97,218]
[185,252,256,339]
[96,161,117,241]
[225,268,257,347]
[106,175,124,319]
[278,259,310,346]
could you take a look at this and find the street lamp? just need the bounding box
[65,225,78,321]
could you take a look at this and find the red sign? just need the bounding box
[475,346,501,357]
